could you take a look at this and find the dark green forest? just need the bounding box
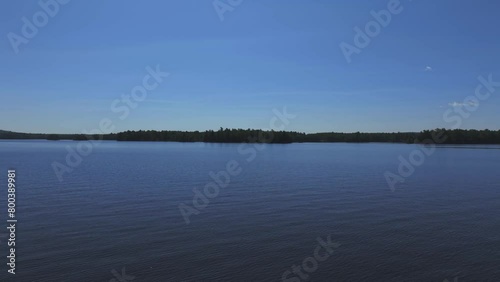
[1,128,500,144]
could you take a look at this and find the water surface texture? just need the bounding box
[0,140,499,281]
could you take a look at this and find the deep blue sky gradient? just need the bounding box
[1,0,499,133]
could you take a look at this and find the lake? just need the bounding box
[0,140,499,281]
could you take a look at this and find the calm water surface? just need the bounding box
[0,140,499,281]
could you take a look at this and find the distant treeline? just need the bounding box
[0,130,117,141]
[1,128,500,144]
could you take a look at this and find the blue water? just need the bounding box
[0,140,499,281]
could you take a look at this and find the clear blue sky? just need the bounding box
[1,0,499,134]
